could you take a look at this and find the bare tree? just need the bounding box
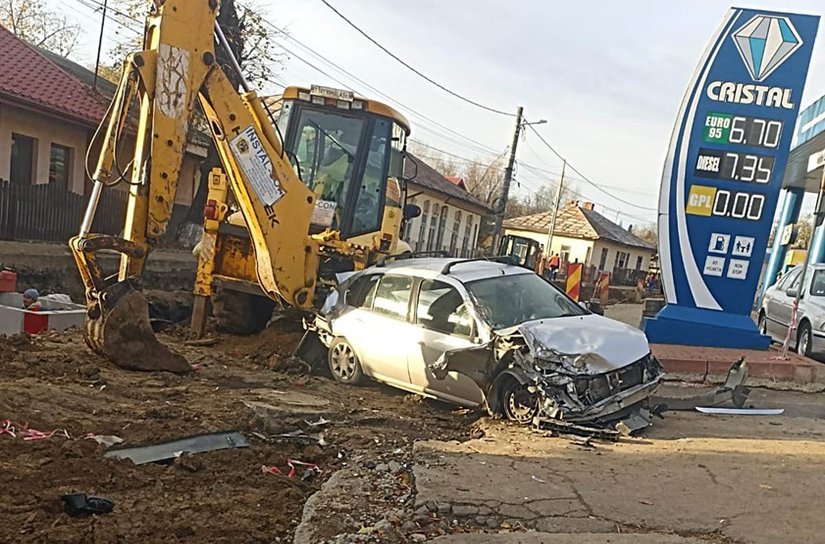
[107,0,286,87]
[0,0,79,55]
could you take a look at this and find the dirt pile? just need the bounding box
[0,324,477,543]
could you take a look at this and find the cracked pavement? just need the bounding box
[412,386,825,543]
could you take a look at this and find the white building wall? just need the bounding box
[404,188,484,257]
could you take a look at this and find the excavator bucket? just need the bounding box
[85,286,191,374]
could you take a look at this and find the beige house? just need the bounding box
[504,201,656,280]
[402,155,491,257]
[0,25,206,204]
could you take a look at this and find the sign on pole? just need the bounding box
[644,9,819,349]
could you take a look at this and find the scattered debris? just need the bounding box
[84,433,124,448]
[653,358,750,411]
[184,337,219,347]
[531,475,546,484]
[275,429,328,446]
[288,459,322,481]
[305,416,331,427]
[261,465,282,475]
[1,419,70,441]
[104,431,248,465]
[696,407,784,416]
[61,493,114,517]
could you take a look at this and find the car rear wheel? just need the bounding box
[797,322,812,358]
[500,378,539,424]
[328,338,364,385]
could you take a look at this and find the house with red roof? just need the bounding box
[0,25,205,204]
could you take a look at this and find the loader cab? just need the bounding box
[273,86,410,248]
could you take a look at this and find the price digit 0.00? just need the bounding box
[712,190,765,221]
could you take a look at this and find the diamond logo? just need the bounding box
[732,15,803,82]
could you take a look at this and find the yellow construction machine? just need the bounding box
[70,0,417,372]
[190,86,414,336]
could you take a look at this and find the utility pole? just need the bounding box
[492,106,524,253]
[544,160,566,257]
[92,0,109,91]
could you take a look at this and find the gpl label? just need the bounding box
[686,185,717,217]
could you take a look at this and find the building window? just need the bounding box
[49,144,72,185]
[435,205,449,251]
[614,251,629,269]
[635,255,643,270]
[427,206,438,251]
[598,248,608,269]
[404,198,416,241]
[417,200,430,251]
[462,216,473,257]
[11,133,36,185]
[471,222,478,257]
[449,210,462,256]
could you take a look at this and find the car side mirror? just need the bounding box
[403,203,421,220]
[787,287,799,298]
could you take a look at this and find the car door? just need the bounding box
[346,273,419,388]
[406,278,486,407]
[768,267,802,339]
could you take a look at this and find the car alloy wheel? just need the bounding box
[328,338,363,384]
[798,323,812,358]
[501,380,539,423]
[758,313,768,335]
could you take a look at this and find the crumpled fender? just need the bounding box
[487,367,533,415]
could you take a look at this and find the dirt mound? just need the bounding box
[0,323,478,542]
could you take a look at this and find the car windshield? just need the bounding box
[810,270,825,296]
[465,273,586,330]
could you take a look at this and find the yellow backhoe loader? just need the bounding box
[70,0,417,372]
[190,85,415,336]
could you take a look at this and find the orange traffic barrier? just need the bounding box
[566,263,583,302]
[598,272,610,305]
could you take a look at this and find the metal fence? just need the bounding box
[0,180,189,244]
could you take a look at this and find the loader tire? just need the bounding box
[212,288,275,335]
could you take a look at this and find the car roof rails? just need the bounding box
[440,256,518,275]
[375,250,451,268]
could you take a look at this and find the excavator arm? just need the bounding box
[70,0,320,372]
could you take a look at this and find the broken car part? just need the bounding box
[696,407,785,415]
[104,431,248,465]
[651,358,750,411]
[61,493,114,517]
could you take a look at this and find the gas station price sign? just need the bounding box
[643,8,819,349]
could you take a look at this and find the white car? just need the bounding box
[312,257,661,429]
[759,263,825,358]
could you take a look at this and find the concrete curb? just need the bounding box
[653,343,825,386]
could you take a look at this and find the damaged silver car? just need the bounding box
[310,257,662,431]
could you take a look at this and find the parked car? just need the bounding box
[759,263,825,358]
[311,257,662,430]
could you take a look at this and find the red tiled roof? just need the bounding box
[446,176,467,190]
[0,25,110,127]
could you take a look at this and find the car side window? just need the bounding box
[372,275,413,319]
[345,274,381,308]
[777,268,800,291]
[787,270,803,294]
[417,280,473,338]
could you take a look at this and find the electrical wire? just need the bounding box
[317,0,515,117]
[523,122,657,212]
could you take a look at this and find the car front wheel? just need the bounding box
[328,337,364,385]
[500,378,539,423]
[797,323,813,358]
[758,312,768,336]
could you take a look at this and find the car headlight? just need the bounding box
[533,345,585,369]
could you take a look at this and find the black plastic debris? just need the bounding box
[61,493,114,517]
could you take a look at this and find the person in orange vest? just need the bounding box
[548,253,560,280]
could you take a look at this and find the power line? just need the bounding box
[523,122,657,212]
[317,0,515,117]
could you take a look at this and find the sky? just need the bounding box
[48,0,825,226]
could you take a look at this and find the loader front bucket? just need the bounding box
[85,283,191,374]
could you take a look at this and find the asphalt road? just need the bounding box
[412,386,825,543]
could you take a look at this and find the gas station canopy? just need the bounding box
[784,95,825,189]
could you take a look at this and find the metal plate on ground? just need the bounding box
[104,431,248,465]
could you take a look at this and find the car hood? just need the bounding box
[500,314,651,375]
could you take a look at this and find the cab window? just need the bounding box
[372,275,413,319]
[416,280,473,337]
[351,117,391,236]
[288,108,365,228]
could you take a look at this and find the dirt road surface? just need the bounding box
[2,321,825,543]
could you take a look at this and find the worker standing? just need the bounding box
[548,253,560,280]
